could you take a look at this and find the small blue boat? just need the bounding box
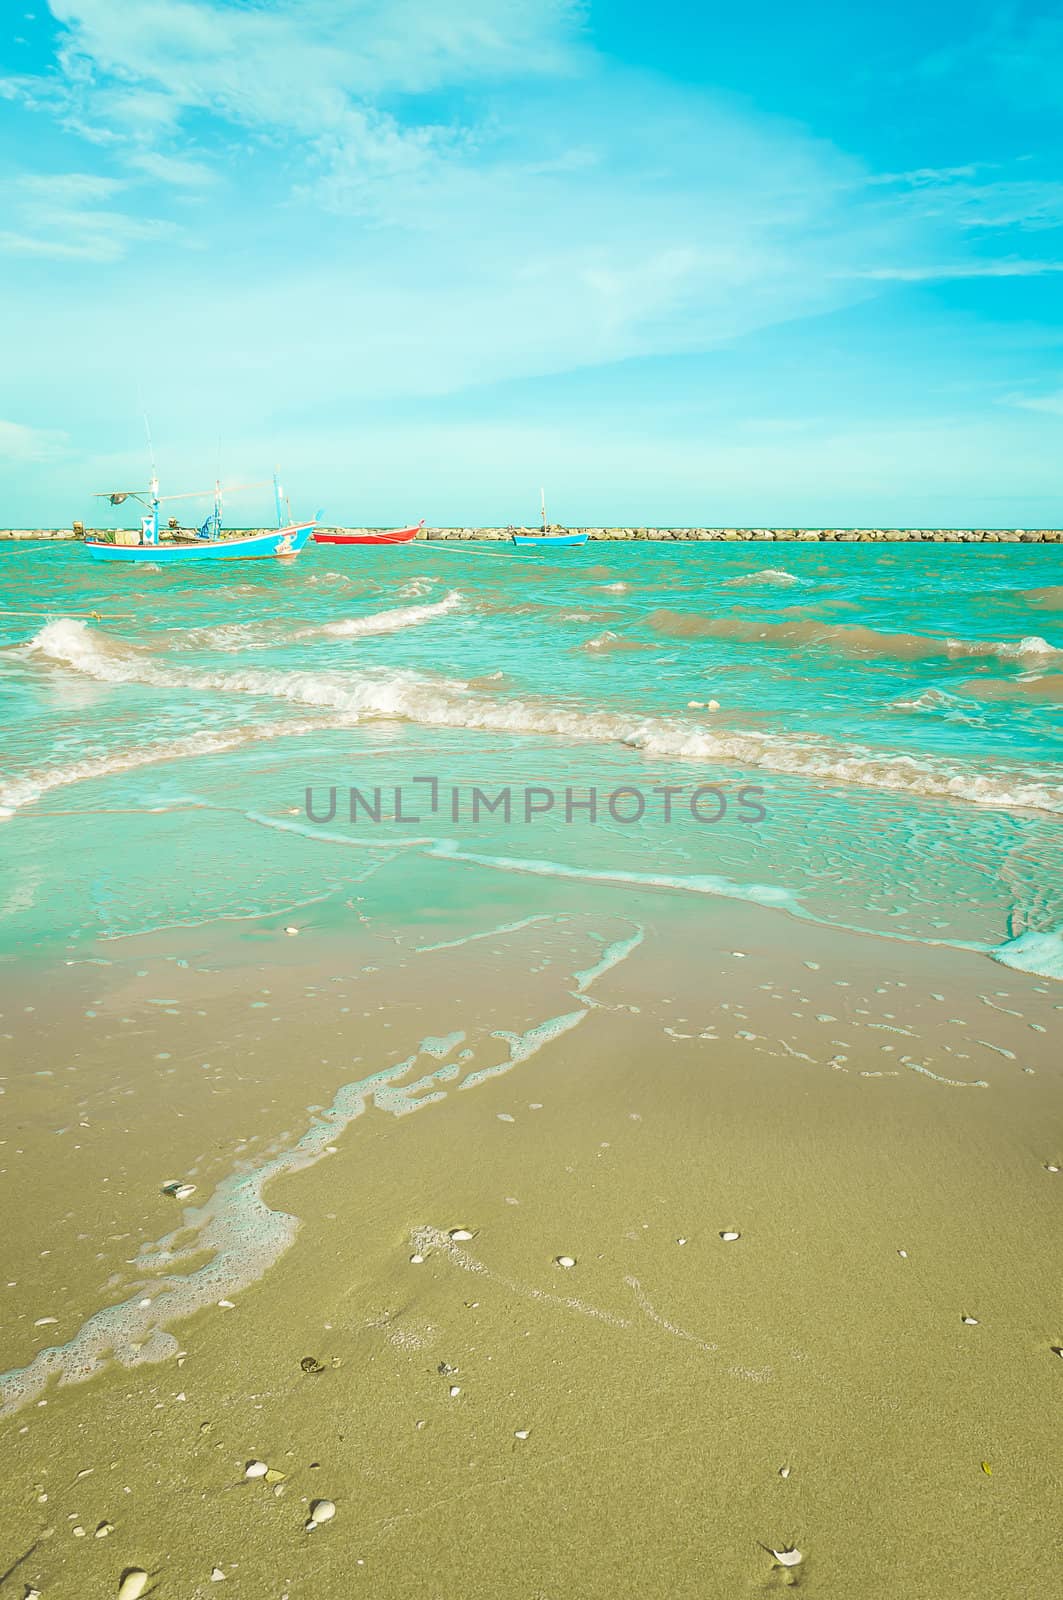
[84,472,315,564]
[510,488,589,549]
[511,530,589,548]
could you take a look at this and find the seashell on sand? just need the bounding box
[778,1465,791,1479]
[284,926,299,936]
[244,1460,268,1479]
[409,1252,425,1264]
[771,1547,803,1567]
[962,1315,979,1325]
[555,1255,576,1269]
[448,1228,475,1241]
[161,1179,196,1199]
[306,1498,336,1530]
[95,1521,114,1538]
[117,1571,150,1600]
[210,1568,226,1582]
[514,1429,530,1439]
[719,1231,741,1242]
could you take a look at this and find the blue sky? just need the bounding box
[1,0,1062,527]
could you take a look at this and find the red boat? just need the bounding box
[313,521,423,546]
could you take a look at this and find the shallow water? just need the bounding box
[1,540,1060,971]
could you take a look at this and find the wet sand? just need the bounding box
[1,886,1061,1599]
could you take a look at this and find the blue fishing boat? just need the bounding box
[84,472,314,564]
[511,530,589,548]
[510,489,589,549]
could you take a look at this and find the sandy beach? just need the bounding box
[2,871,1061,1599]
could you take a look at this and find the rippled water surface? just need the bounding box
[1,540,1060,972]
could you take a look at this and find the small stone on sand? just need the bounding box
[449,1228,475,1241]
[244,1460,268,1478]
[719,1231,741,1242]
[962,1315,979,1325]
[117,1572,150,1600]
[410,1253,425,1264]
[771,1547,803,1567]
[210,1568,226,1582]
[555,1255,577,1268]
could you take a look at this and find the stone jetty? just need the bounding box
[2,525,1060,543]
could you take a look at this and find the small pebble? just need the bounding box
[1045,1163,1060,1173]
[555,1255,576,1269]
[778,1465,791,1479]
[448,1228,474,1242]
[210,1568,226,1582]
[244,1460,268,1479]
[95,1521,114,1538]
[117,1572,150,1600]
[719,1231,741,1242]
[449,1385,461,1398]
[409,1253,425,1265]
[676,1236,688,1245]
[897,1249,908,1259]
[284,926,299,936]
[962,1315,979,1326]
[514,1429,530,1439]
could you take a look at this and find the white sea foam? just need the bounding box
[24,618,1063,815]
[315,591,463,638]
[992,927,1063,981]
[0,719,346,820]
[722,568,811,587]
[0,915,642,1414]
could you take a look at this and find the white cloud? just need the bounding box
[0,420,67,461]
[0,170,184,260]
[1003,389,1063,416]
[845,260,1063,282]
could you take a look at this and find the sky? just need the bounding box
[1,0,1062,527]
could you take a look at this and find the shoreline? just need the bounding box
[3,524,1062,542]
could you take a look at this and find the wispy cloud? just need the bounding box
[847,260,1063,282]
[1003,389,1063,416]
[0,170,183,261]
[0,419,67,461]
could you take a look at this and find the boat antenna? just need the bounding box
[540,486,547,535]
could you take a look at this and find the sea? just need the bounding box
[1,539,1061,977]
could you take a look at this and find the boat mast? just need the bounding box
[273,469,283,530]
[540,486,547,535]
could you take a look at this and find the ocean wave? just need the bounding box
[315,591,463,638]
[579,630,651,654]
[24,618,1063,815]
[648,610,1063,666]
[887,687,986,726]
[0,716,347,819]
[722,568,812,588]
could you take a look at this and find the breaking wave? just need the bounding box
[722,568,813,588]
[20,618,1063,815]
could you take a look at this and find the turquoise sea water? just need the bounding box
[1,540,1061,975]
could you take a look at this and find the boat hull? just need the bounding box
[511,531,589,548]
[84,524,315,563]
[313,522,423,546]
